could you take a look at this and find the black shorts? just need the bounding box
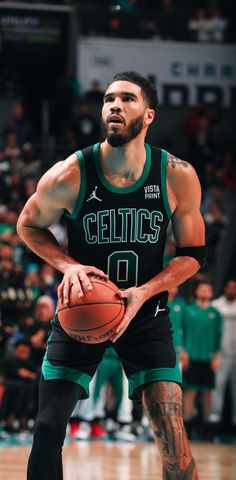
[183,360,215,392]
[42,307,182,400]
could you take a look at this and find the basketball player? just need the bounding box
[17,71,205,479]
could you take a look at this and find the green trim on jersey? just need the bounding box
[161,149,172,219]
[66,150,86,219]
[42,353,91,399]
[93,142,152,194]
[127,360,182,400]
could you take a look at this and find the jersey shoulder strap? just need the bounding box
[67,145,94,219]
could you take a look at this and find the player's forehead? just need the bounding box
[105,80,142,97]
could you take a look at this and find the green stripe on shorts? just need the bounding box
[42,353,92,399]
[128,360,182,400]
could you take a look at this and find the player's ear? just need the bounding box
[144,108,155,126]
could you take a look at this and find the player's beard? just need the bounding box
[102,114,144,147]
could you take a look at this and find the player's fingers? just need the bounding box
[57,282,64,303]
[88,267,108,279]
[78,272,92,294]
[111,321,128,342]
[69,274,84,297]
[111,310,133,341]
[62,278,71,305]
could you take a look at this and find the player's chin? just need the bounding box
[107,133,127,148]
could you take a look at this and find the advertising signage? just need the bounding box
[0,2,72,67]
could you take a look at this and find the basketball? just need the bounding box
[57,277,125,344]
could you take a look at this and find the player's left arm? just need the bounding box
[112,157,205,342]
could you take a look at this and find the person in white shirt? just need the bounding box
[210,280,236,425]
[188,7,212,43]
[208,7,228,43]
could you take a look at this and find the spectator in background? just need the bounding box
[217,149,236,192]
[168,286,185,359]
[0,260,41,331]
[72,102,100,149]
[4,102,33,147]
[21,176,37,203]
[29,295,55,369]
[189,116,214,172]
[183,102,222,172]
[204,198,228,267]
[0,211,17,240]
[84,80,104,106]
[1,340,39,432]
[22,143,41,179]
[50,76,75,138]
[39,264,60,302]
[208,7,228,43]
[210,280,236,430]
[158,0,186,41]
[0,146,10,175]
[199,161,218,192]
[0,244,14,291]
[4,131,22,161]
[188,7,212,42]
[182,282,222,438]
[105,16,124,37]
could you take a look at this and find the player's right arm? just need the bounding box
[17,154,107,304]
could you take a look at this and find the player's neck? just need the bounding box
[100,139,147,183]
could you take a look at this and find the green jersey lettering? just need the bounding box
[110,209,122,243]
[97,210,109,244]
[83,213,97,244]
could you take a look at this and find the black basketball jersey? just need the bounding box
[66,142,172,314]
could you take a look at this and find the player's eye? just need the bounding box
[104,96,113,103]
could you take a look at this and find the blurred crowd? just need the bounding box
[1,0,235,43]
[0,0,236,442]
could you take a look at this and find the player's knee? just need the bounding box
[33,419,66,451]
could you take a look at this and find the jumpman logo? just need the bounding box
[86,186,102,202]
[154,301,166,317]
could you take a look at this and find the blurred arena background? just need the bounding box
[0,0,236,477]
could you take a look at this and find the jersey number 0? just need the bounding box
[107,250,138,289]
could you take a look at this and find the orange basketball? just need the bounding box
[57,277,125,344]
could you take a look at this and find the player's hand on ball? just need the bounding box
[58,264,108,305]
[111,286,146,342]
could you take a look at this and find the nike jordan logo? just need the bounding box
[86,186,102,202]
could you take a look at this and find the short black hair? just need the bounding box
[109,71,158,111]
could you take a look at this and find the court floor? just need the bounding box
[0,439,236,479]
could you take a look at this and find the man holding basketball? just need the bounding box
[17,71,205,479]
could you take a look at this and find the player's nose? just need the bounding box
[110,97,122,111]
